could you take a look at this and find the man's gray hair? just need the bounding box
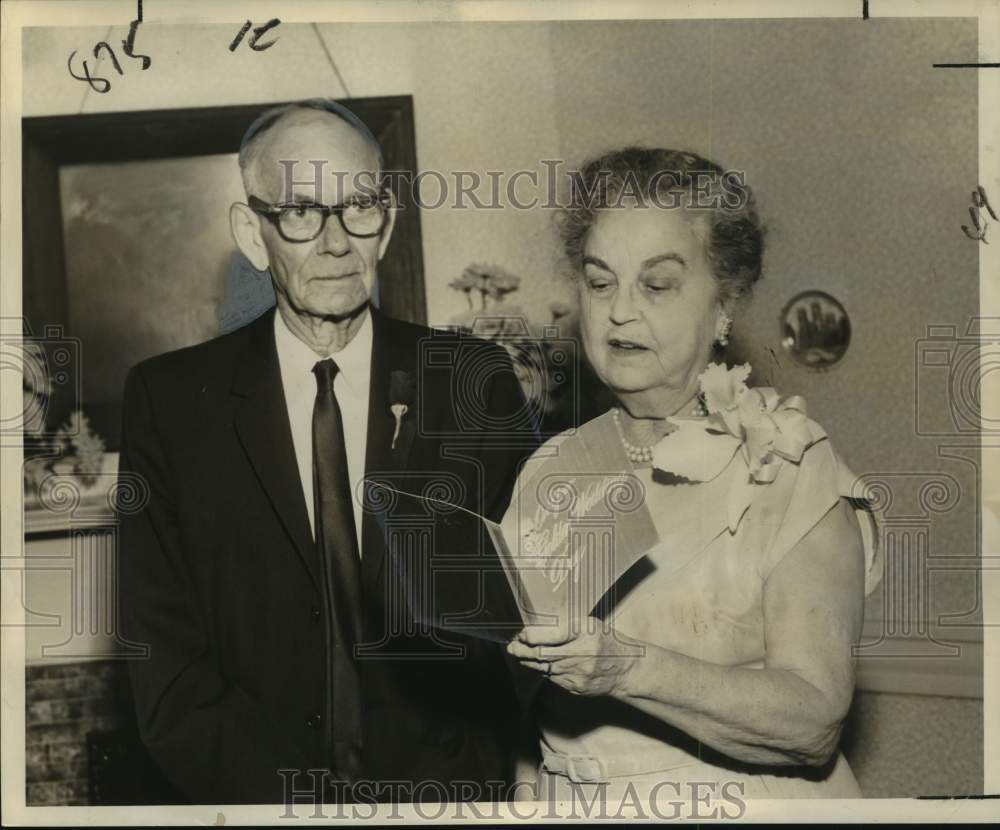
[237,98,384,194]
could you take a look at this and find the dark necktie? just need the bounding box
[312,358,363,784]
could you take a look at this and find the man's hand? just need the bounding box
[505,617,644,698]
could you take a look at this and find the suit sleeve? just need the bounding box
[118,364,309,805]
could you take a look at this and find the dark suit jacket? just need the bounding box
[118,306,539,805]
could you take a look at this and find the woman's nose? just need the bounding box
[609,284,639,324]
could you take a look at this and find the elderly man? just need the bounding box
[118,99,538,805]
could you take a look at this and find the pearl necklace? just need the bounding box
[613,396,708,466]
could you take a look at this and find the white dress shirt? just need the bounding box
[273,308,372,553]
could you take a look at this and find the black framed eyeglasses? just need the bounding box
[247,191,390,243]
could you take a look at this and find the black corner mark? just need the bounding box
[863,0,869,20]
[230,18,281,52]
[933,62,1000,68]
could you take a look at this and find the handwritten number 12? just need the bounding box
[229,18,281,52]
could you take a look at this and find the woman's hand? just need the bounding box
[505,617,644,697]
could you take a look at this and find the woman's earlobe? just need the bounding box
[715,312,733,347]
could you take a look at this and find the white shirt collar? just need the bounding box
[273,306,373,394]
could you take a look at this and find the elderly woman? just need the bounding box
[506,147,880,800]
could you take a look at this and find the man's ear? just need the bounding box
[376,190,399,261]
[230,203,270,272]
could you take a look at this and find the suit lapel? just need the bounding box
[362,308,420,594]
[231,309,320,593]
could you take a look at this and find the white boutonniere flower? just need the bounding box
[389,370,416,451]
[390,403,408,450]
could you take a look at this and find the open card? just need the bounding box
[367,412,660,642]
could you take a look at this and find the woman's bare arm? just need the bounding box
[509,499,865,767]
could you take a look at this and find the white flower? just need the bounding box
[390,403,408,450]
[652,362,820,486]
[699,361,752,415]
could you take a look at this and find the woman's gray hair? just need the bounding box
[558,147,765,303]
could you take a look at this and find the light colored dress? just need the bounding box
[506,389,882,801]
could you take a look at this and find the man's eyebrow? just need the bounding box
[582,255,614,272]
[640,252,687,270]
[286,192,321,204]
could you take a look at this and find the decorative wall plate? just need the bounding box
[780,290,851,369]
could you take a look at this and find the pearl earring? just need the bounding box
[716,316,732,347]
